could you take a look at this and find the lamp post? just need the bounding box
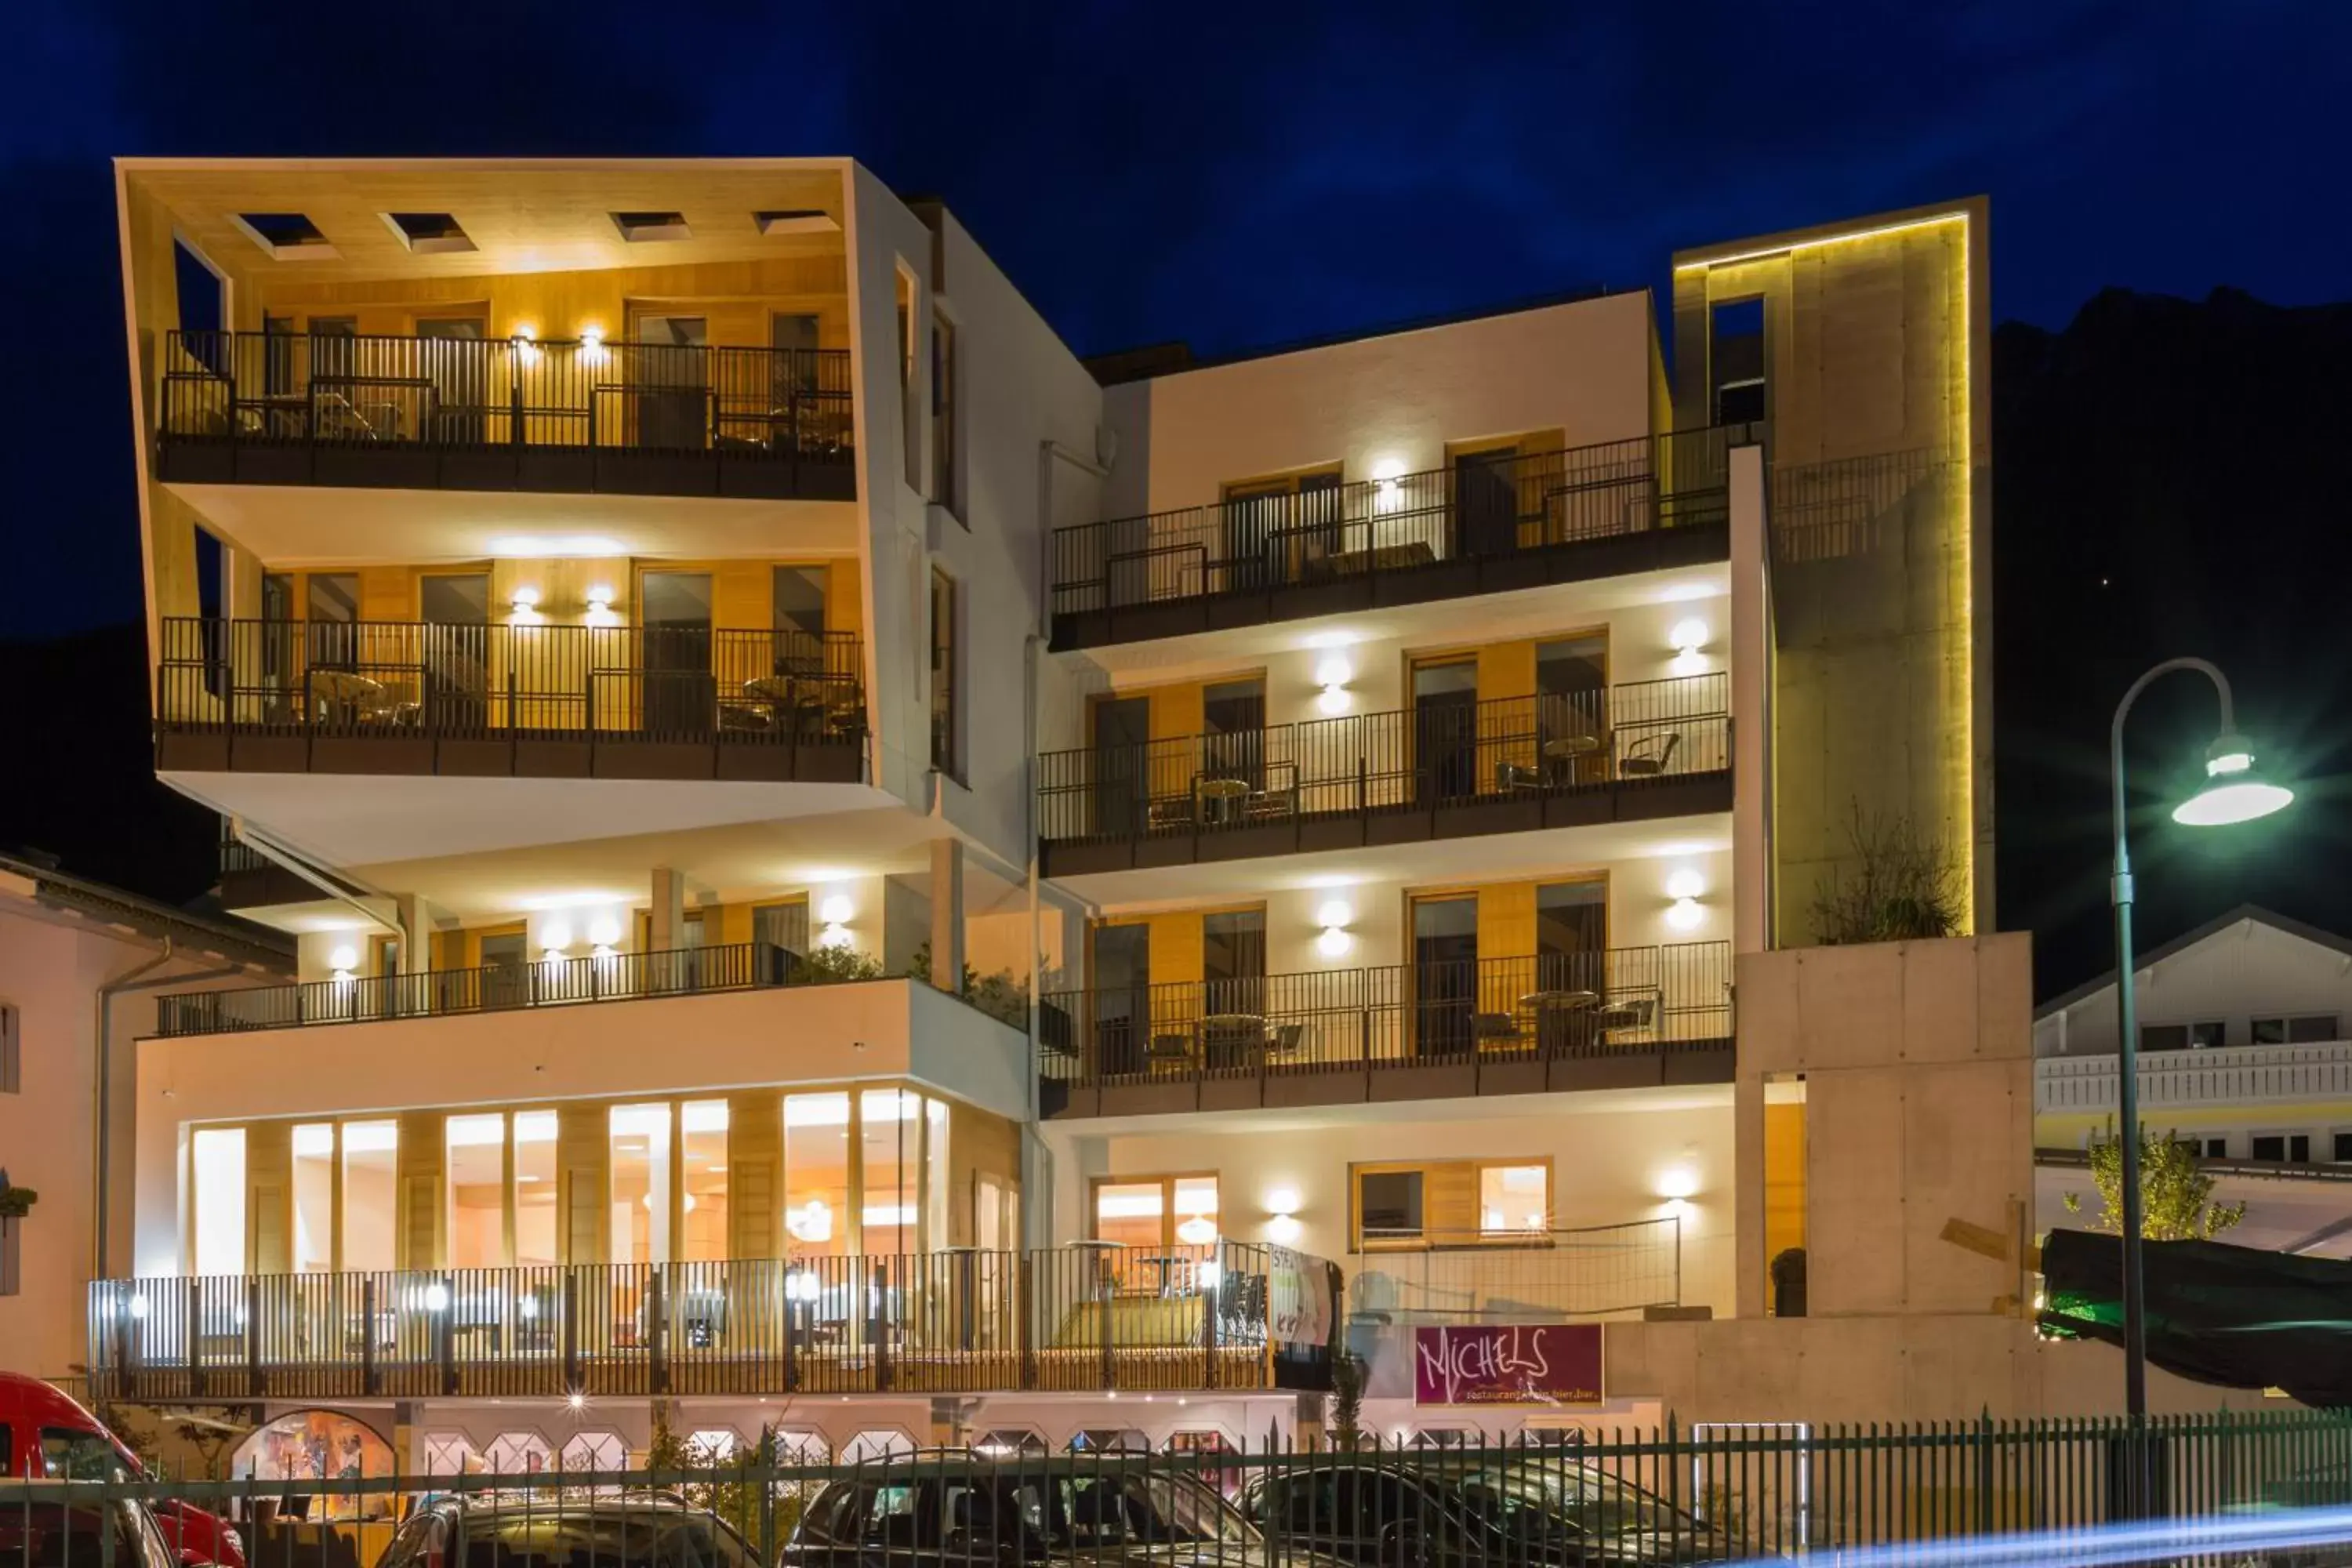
[2108,658,2293,1428]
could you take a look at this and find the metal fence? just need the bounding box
[160,329,854,462]
[1037,674,1728,846]
[1038,942,1732,1088]
[20,1412,2352,1568]
[158,619,864,746]
[1348,1217,1684,1322]
[86,1241,1334,1403]
[1050,423,1756,617]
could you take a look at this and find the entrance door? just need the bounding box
[1091,924,1151,1079]
[1091,695,1150,837]
[1536,634,1608,783]
[632,314,709,450]
[771,312,821,450]
[478,927,532,1011]
[1411,660,1479,807]
[415,316,487,444]
[1201,909,1268,1068]
[1454,445,1520,558]
[1200,677,1267,799]
[418,573,490,733]
[641,572,716,736]
[1411,895,1479,1058]
[1536,880,1607,1049]
[1221,481,1289,593]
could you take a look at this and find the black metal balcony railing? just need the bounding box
[1038,673,1727,850]
[155,939,812,1038]
[158,329,855,499]
[1049,424,1755,635]
[88,1240,1335,1401]
[1037,942,1731,1090]
[159,617,864,750]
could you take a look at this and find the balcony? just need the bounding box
[85,1240,1338,1402]
[1047,425,1753,650]
[2036,1039,2352,1116]
[1038,942,1732,1117]
[156,618,864,785]
[156,331,855,502]
[1348,1216,1684,1323]
[1036,674,1728,877]
[154,940,836,1036]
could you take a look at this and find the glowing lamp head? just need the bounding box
[1315,900,1354,931]
[818,894,855,926]
[2173,735,2292,827]
[1315,926,1353,960]
[1664,869,1706,902]
[1669,618,1710,656]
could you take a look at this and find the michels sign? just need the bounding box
[1412,1324,1602,1406]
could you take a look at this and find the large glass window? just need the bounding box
[861,1089,920,1254]
[929,568,959,777]
[191,1127,246,1276]
[513,1112,558,1267]
[446,1114,506,1269]
[681,1101,730,1263]
[783,1092,851,1256]
[341,1121,397,1271]
[611,1105,672,1265]
[1479,1163,1551,1236]
[291,1124,334,1274]
[1092,1174,1218,1249]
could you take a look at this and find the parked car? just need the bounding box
[783,1450,1343,1568]
[379,1491,761,1568]
[0,1478,187,1568]
[0,1374,245,1567]
[1237,1454,1730,1567]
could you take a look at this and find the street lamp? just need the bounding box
[2109,657,2292,1423]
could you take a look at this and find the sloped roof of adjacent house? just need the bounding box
[0,852,292,973]
[2036,904,2352,1018]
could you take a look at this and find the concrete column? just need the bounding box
[649,867,684,952]
[1728,443,1773,956]
[930,837,965,991]
[394,893,433,975]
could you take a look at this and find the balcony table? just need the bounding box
[1198,1011,1269,1069]
[1195,774,1250,826]
[1519,987,1601,1052]
[1541,731,1610,786]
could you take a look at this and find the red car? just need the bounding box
[0,1373,246,1567]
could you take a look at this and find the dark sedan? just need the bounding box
[1236,1455,1728,1567]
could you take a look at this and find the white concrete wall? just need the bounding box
[1040,1091,1736,1319]
[1100,291,1655,521]
[129,978,1027,1279]
[2037,914,2352,1057]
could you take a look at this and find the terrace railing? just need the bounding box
[1037,941,1732,1089]
[1037,673,1726,847]
[86,1240,1337,1401]
[1051,423,1755,620]
[158,617,864,746]
[160,329,853,466]
[1348,1216,1684,1322]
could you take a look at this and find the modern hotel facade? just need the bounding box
[87,160,1998,1465]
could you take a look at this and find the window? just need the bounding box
[610,1105,672,1264]
[191,1127,246,1275]
[931,315,960,514]
[929,568,960,777]
[2254,1014,2341,1044]
[2190,1021,2227,1050]
[1091,1174,1219,1249]
[2250,1134,2311,1163]
[1,1002,17,1093]
[861,1089,921,1254]
[1353,1159,1553,1248]
[514,1112,558,1266]
[1709,297,1766,425]
[681,1100,729,1262]
[753,899,810,956]
[446,1114,505,1269]
[2140,1022,2225,1052]
[784,1091,851,1258]
[2202,1137,2229,1160]
[2334,1132,2352,1163]
[341,1120,397,1271]
[897,265,921,490]
[774,565,829,638]
[291,1123,334,1273]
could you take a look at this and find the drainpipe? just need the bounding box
[93,943,244,1279]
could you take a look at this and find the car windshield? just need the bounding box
[1009,1470,1257,1549]
[1457,1462,1689,1539]
[463,1509,756,1568]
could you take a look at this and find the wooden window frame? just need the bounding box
[1087,1171,1221,1248]
[1347,1156,1554,1252]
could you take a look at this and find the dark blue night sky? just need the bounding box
[3,0,2350,990]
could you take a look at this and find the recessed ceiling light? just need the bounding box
[612,210,691,243]
[383,212,476,255]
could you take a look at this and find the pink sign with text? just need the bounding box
[1411,1323,1602,1405]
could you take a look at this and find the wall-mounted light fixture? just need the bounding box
[1669,616,1711,677]
[1664,867,1707,932]
[509,585,543,626]
[1265,1187,1302,1243]
[817,892,855,949]
[512,325,541,367]
[327,943,358,983]
[579,326,607,367]
[1655,1164,1700,1217]
[1314,654,1353,717]
[588,915,621,947]
[1371,456,1408,513]
[583,585,619,627]
[1314,899,1354,960]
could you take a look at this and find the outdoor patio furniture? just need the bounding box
[1620,731,1680,778]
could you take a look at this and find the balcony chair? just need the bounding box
[1595,993,1660,1041]
[1472,1011,1524,1050]
[1618,731,1680,778]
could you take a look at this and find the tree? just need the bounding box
[2063,1122,2246,1241]
[1326,1350,1367,1451]
[1809,803,1965,945]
